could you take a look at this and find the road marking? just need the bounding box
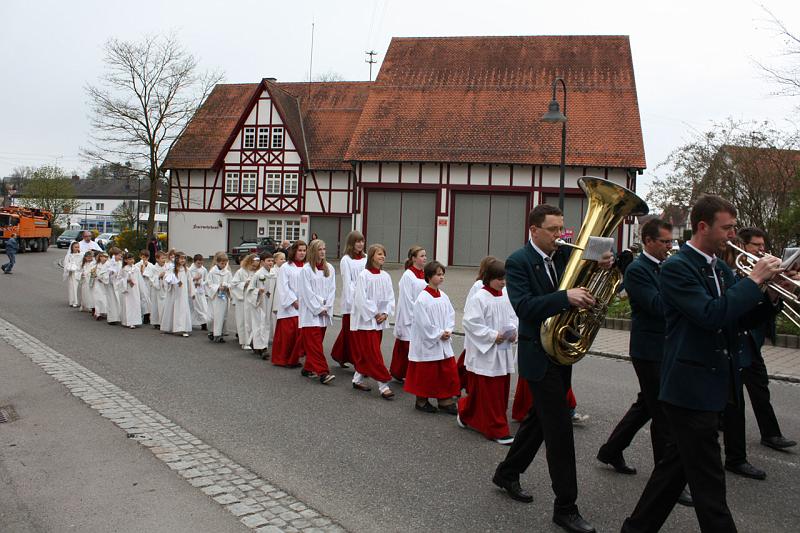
[0,316,346,533]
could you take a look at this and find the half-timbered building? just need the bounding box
[164,35,646,265]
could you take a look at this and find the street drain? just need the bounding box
[0,405,19,423]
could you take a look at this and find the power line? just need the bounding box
[365,50,377,81]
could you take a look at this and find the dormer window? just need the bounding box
[257,127,270,149]
[271,127,284,149]
[243,128,255,149]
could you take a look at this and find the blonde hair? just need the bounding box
[240,253,258,271]
[404,245,425,270]
[344,230,365,258]
[213,251,228,267]
[307,239,330,277]
[273,251,286,263]
[476,255,498,281]
[367,243,387,270]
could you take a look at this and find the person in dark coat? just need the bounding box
[621,195,787,533]
[147,235,159,264]
[2,233,18,274]
[492,204,613,533]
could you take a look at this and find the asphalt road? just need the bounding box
[1,250,799,532]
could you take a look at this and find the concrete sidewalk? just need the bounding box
[589,328,800,383]
[0,339,246,533]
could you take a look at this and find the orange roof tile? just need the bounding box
[345,35,646,169]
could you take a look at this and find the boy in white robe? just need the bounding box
[104,248,123,325]
[189,254,211,330]
[134,250,153,324]
[91,253,109,319]
[144,251,168,329]
[206,252,232,343]
[458,260,518,444]
[119,252,143,328]
[247,252,278,357]
[230,254,256,349]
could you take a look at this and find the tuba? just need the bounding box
[541,176,649,365]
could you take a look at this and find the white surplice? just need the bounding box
[463,288,519,377]
[160,267,194,333]
[245,266,278,349]
[338,254,367,315]
[134,260,152,316]
[299,263,336,328]
[350,269,395,331]
[229,267,254,345]
[188,264,211,326]
[62,252,83,306]
[92,262,108,316]
[276,262,303,320]
[104,260,121,323]
[394,269,427,341]
[79,261,95,312]
[409,289,456,362]
[144,263,168,326]
[119,264,143,327]
[206,265,232,338]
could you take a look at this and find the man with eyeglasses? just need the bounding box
[493,203,613,533]
[596,218,693,505]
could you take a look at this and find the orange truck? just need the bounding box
[0,206,53,252]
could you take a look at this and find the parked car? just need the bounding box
[231,237,277,264]
[96,232,118,249]
[56,229,82,248]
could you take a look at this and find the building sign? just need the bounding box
[438,217,448,226]
[192,224,222,230]
[300,215,308,223]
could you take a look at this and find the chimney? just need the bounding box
[72,174,80,181]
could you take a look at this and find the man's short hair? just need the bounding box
[641,218,673,244]
[529,204,563,227]
[690,194,737,233]
[738,227,767,245]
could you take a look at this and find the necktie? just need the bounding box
[545,257,558,288]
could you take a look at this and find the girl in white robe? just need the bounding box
[247,253,278,356]
[405,261,459,414]
[230,254,257,349]
[189,254,211,330]
[104,249,123,325]
[350,244,396,399]
[298,241,336,384]
[206,252,232,343]
[272,242,307,367]
[119,253,143,328]
[91,253,109,319]
[78,252,96,313]
[160,252,194,336]
[391,245,428,382]
[63,241,83,307]
[330,231,367,368]
[144,252,168,329]
[269,252,286,346]
[458,255,499,390]
[458,260,518,444]
[134,251,152,323]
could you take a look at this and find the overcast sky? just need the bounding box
[1,0,798,198]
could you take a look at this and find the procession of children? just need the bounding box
[62,231,521,445]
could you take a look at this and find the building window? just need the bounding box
[243,127,255,149]
[284,220,301,241]
[271,127,284,149]
[267,219,282,241]
[257,127,270,149]
[95,203,104,211]
[157,203,168,215]
[241,172,257,195]
[225,172,240,194]
[265,173,281,195]
[139,202,149,214]
[283,173,299,195]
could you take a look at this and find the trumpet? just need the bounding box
[726,241,800,329]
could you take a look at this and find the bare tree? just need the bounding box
[17,165,81,226]
[756,7,800,104]
[313,70,345,82]
[112,200,139,232]
[84,34,223,236]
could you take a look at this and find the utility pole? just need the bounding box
[365,50,377,81]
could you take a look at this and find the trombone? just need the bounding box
[726,240,800,329]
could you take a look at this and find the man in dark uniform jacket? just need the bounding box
[493,204,613,533]
[621,195,784,533]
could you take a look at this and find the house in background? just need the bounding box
[165,35,647,265]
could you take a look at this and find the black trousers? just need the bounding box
[621,403,737,533]
[722,392,747,466]
[495,362,577,514]
[743,350,782,439]
[599,358,668,464]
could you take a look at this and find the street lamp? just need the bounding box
[541,77,567,211]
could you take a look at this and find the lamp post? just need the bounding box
[541,77,567,211]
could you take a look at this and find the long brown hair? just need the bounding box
[367,243,387,270]
[343,230,365,258]
[476,255,498,280]
[403,245,425,270]
[287,240,307,263]
[173,252,188,273]
[307,239,331,277]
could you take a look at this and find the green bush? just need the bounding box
[114,230,148,254]
[606,297,631,319]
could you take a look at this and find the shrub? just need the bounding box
[114,230,148,253]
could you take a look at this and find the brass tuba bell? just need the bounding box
[541,176,649,365]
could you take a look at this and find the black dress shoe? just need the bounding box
[552,511,596,533]
[761,435,797,450]
[725,461,767,480]
[491,473,533,503]
[596,451,637,475]
[677,487,693,507]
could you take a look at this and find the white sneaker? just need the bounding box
[456,414,466,429]
[494,435,514,445]
[571,412,590,425]
[181,333,189,337]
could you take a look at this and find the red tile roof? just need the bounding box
[163,83,260,169]
[344,35,646,169]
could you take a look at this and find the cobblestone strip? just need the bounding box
[0,317,346,533]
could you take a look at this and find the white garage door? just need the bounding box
[451,193,528,266]
[365,190,437,263]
